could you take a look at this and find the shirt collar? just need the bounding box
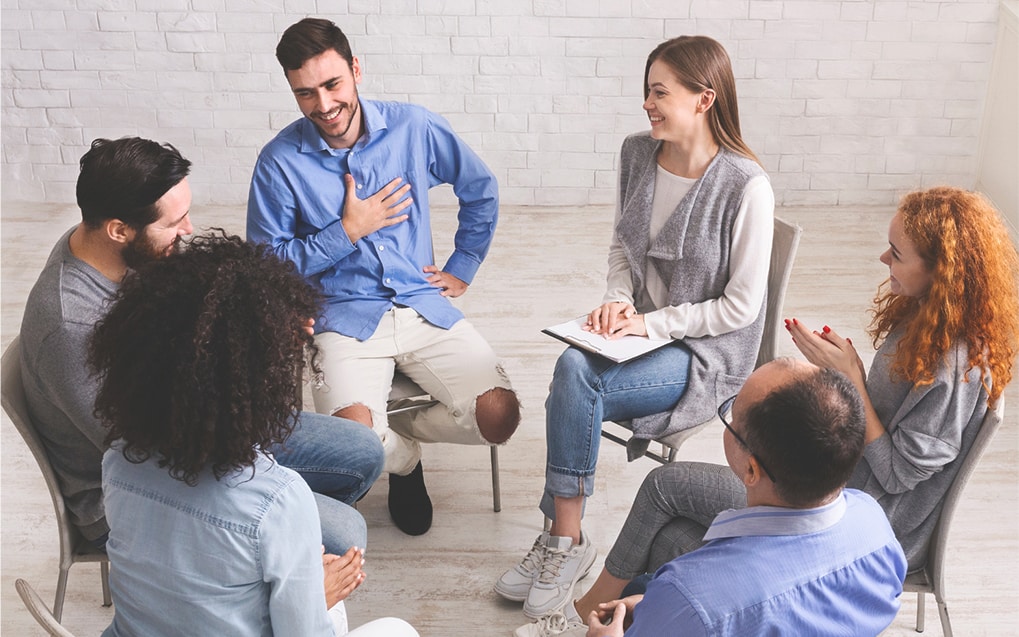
[703,491,847,541]
[297,98,389,154]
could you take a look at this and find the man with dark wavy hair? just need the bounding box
[248,17,521,536]
[18,137,383,558]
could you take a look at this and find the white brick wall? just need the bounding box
[0,0,1004,207]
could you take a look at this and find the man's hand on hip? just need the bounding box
[423,266,468,297]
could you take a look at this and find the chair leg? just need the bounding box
[490,445,501,513]
[936,600,952,637]
[915,591,925,633]
[53,568,69,622]
[101,560,112,607]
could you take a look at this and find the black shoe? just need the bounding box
[388,461,433,535]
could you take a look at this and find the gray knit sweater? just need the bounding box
[849,329,988,570]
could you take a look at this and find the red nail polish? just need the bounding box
[847,338,853,345]
[792,318,799,325]
[822,325,831,334]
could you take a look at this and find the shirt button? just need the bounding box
[378,245,385,251]
[356,183,363,190]
[385,278,392,284]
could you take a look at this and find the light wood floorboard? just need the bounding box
[2,201,1016,635]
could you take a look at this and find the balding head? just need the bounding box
[730,358,865,507]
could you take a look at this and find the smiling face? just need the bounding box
[286,48,363,149]
[879,212,933,298]
[643,59,713,143]
[122,178,193,269]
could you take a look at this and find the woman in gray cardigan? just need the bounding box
[498,36,775,635]
[569,186,1019,632]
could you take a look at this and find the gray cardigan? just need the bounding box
[615,132,768,458]
[848,329,988,570]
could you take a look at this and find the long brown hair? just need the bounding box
[644,36,760,165]
[870,187,1019,404]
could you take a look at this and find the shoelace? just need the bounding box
[535,611,570,633]
[520,537,547,574]
[537,545,569,584]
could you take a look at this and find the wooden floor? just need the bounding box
[1,200,1016,636]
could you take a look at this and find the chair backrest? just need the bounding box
[755,217,803,369]
[925,398,1004,593]
[15,579,78,637]
[1,336,85,564]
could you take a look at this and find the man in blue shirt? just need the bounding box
[522,359,906,637]
[248,18,520,536]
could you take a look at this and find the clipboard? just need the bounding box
[542,316,673,364]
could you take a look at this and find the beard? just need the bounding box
[122,233,181,270]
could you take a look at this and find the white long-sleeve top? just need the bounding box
[603,167,774,341]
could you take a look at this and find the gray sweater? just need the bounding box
[19,228,115,541]
[615,133,768,456]
[849,329,988,570]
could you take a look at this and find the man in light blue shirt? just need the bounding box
[248,18,520,536]
[577,360,906,637]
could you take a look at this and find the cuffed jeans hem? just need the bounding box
[539,468,595,520]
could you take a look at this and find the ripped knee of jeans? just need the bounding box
[333,402,377,429]
[475,386,520,444]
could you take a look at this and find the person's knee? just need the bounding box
[475,387,520,444]
[335,403,373,428]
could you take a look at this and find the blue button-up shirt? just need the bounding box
[625,489,907,637]
[247,99,499,341]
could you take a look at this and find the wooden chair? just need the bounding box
[1,336,112,621]
[601,216,803,462]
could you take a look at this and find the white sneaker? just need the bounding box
[495,531,549,601]
[512,608,587,637]
[523,532,597,619]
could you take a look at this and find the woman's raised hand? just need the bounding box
[785,318,866,383]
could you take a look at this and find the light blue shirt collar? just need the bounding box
[703,490,847,541]
[297,99,389,154]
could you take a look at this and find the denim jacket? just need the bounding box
[101,446,334,636]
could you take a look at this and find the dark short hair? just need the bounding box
[276,17,354,72]
[743,364,865,506]
[88,231,323,485]
[76,137,191,230]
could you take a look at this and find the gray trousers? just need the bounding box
[604,462,747,580]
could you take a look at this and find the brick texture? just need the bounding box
[0,1,1001,206]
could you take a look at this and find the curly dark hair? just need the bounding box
[88,231,322,485]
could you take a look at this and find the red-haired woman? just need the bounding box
[788,186,1018,568]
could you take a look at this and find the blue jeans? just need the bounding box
[270,411,384,554]
[540,343,692,519]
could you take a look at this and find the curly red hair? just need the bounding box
[869,187,1019,405]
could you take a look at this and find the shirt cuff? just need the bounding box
[443,249,481,285]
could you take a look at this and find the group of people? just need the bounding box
[15,15,1019,637]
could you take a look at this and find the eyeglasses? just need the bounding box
[718,394,777,483]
